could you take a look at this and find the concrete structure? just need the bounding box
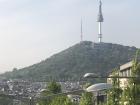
[107,61,133,89]
[119,61,133,89]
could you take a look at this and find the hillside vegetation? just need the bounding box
[2,41,138,81]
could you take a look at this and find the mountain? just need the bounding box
[1,41,138,81]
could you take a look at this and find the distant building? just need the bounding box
[107,61,133,89]
[119,61,133,89]
[107,61,140,104]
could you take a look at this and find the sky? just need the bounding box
[0,0,140,73]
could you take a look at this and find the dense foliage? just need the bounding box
[107,70,122,105]
[38,81,75,105]
[2,41,137,81]
[121,53,140,105]
[47,80,62,94]
[50,95,73,105]
[38,80,62,105]
[79,92,94,105]
[107,52,140,105]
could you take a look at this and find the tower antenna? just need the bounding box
[80,18,83,42]
[97,0,104,43]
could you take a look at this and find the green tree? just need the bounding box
[38,80,61,105]
[79,92,94,105]
[38,80,76,105]
[107,69,122,105]
[47,80,62,94]
[50,95,73,105]
[120,51,140,105]
[124,55,140,105]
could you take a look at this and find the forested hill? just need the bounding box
[1,41,138,81]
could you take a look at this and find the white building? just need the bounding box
[119,61,133,89]
[107,61,133,89]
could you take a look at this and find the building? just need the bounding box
[107,61,140,104]
[119,61,133,89]
[107,61,133,89]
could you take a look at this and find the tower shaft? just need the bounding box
[97,0,103,43]
[98,22,102,43]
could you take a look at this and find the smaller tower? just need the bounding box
[80,18,83,42]
[97,0,104,43]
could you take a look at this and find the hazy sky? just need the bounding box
[0,0,140,73]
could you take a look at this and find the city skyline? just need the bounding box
[0,0,140,73]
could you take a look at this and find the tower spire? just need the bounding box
[97,0,104,43]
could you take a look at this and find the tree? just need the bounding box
[50,95,73,105]
[79,92,94,105]
[38,80,61,105]
[107,69,122,105]
[120,51,140,105]
[38,80,75,105]
[123,54,140,105]
[47,80,61,94]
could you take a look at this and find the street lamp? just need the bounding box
[83,73,100,78]
[29,97,32,105]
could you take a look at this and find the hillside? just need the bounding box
[1,41,138,81]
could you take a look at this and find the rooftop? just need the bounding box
[120,61,133,71]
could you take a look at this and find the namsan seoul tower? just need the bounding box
[97,0,104,43]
